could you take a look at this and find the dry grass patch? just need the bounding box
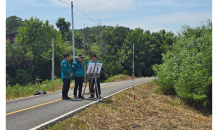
[47,82,212,130]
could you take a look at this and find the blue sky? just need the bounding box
[6,0,212,33]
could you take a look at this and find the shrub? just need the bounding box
[153,20,212,108]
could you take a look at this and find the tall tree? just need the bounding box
[8,17,64,85]
[56,18,71,41]
[6,15,23,34]
[121,28,174,77]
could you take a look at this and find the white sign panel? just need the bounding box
[86,63,102,74]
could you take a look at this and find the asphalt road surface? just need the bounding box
[6,77,154,130]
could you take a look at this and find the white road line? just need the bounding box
[29,100,99,130]
[29,81,147,130]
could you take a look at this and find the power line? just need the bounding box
[58,0,98,25]
[58,0,70,5]
[73,5,98,25]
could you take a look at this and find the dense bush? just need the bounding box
[153,20,212,108]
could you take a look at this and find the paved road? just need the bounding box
[6,77,154,130]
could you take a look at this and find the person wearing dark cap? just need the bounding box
[88,54,102,99]
[61,54,73,100]
[72,54,84,99]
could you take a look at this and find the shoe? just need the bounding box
[74,96,78,99]
[96,97,102,101]
[62,97,67,100]
[89,96,94,99]
[97,96,102,99]
[62,97,70,100]
[78,96,84,99]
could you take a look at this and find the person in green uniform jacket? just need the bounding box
[88,54,102,99]
[72,54,84,99]
[61,54,73,100]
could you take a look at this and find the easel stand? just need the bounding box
[82,65,101,102]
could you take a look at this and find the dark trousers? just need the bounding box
[74,77,83,97]
[62,79,70,98]
[89,77,101,98]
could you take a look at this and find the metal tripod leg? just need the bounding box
[82,68,92,99]
[94,68,100,102]
[90,76,95,97]
[94,76,100,101]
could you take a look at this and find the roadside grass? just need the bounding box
[104,74,143,83]
[6,74,139,101]
[47,82,212,130]
[6,78,75,101]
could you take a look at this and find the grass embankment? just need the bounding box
[6,74,136,101]
[104,74,142,83]
[47,82,212,130]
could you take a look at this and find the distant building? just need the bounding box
[6,33,17,43]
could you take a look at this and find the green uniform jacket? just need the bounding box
[72,60,84,77]
[88,60,101,78]
[61,59,73,79]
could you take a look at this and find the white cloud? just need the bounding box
[106,21,175,33]
[50,0,135,11]
[48,0,137,23]
[26,0,44,6]
[145,12,212,25]
[104,11,212,33]
[140,0,175,6]
[46,0,212,33]
[139,0,211,7]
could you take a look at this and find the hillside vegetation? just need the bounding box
[6,16,173,86]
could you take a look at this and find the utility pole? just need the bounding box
[52,37,54,80]
[98,18,103,52]
[83,23,86,83]
[140,67,141,77]
[133,44,134,76]
[31,45,33,83]
[132,43,135,103]
[71,1,75,62]
[83,28,94,83]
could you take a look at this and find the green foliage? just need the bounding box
[56,18,71,41]
[15,68,31,85]
[6,15,24,34]
[99,25,130,79]
[122,28,174,77]
[153,20,212,108]
[6,17,64,85]
[6,15,174,89]
[6,16,174,86]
